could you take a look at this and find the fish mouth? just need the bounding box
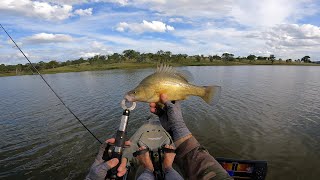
[125,94,135,102]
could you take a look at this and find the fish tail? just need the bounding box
[201,86,221,105]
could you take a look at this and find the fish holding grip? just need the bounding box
[102,100,136,179]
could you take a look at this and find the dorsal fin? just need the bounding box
[156,64,193,82]
[156,64,174,74]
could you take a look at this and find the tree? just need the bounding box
[195,55,201,62]
[137,53,147,63]
[108,53,123,63]
[47,60,59,69]
[16,64,23,71]
[301,56,311,63]
[208,55,214,62]
[200,54,204,61]
[247,54,256,62]
[212,55,221,60]
[164,51,172,57]
[0,64,5,72]
[172,54,188,63]
[123,50,140,61]
[257,56,267,60]
[269,54,275,64]
[222,53,234,62]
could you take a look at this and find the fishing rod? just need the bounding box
[0,24,102,144]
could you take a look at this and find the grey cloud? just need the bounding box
[265,24,320,48]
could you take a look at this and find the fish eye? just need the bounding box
[133,91,136,94]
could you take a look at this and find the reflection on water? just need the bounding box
[0,66,319,179]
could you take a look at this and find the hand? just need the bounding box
[149,94,192,147]
[150,94,169,114]
[86,138,131,180]
[149,94,183,132]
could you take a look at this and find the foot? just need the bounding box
[163,144,176,170]
[136,146,154,172]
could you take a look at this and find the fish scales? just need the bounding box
[125,64,220,105]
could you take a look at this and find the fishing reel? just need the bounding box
[102,142,130,162]
[101,99,136,180]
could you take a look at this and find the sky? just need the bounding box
[0,0,320,64]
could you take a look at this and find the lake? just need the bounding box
[0,66,319,180]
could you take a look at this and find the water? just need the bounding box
[0,66,319,180]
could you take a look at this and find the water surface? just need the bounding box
[0,66,319,179]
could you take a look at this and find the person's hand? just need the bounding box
[163,144,176,170]
[149,94,182,131]
[86,138,131,180]
[149,94,174,114]
[149,94,192,147]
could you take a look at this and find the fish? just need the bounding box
[125,64,221,105]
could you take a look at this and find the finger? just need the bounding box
[107,139,130,145]
[165,144,174,149]
[150,102,156,108]
[125,140,131,146]
[117,158,127,177]
[106,138,115,144]
[106,158,119,169]
[160,94,168,103]
[150,107,156,113]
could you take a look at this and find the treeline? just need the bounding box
[0,50,315,73]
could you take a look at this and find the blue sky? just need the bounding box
[0,0,320,64]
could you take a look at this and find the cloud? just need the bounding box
[230,0,319,27]
[131,0,232,18]
[1,0,320,64]
[0,0,73,20]
[24,33,73,44]
[173,26,266,56]
[127,0,319,28]
[80,52,100,58]
[107,0,129,5]
[168,18,183,23]
[42,0,88,5]
[116,20,174,33]
[74,8,93,16]
[264,24,320,49]
[43,0,129,5]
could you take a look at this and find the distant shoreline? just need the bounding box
[0,61,319,77]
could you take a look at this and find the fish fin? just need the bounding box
[157,63,174,73]
[156,64,193,82]
[176,70,193,82]
[201,85,221,106]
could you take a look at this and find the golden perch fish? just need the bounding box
[125,64,221,105]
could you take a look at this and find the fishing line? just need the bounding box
[0,24,102,144]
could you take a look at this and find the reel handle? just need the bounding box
[107,130,126,179]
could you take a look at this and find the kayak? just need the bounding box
[122,115,267,180]
[122,115,180,179]
[216,158,267,180]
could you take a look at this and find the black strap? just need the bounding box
[162,147,175,154]
[133,148,150,157]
